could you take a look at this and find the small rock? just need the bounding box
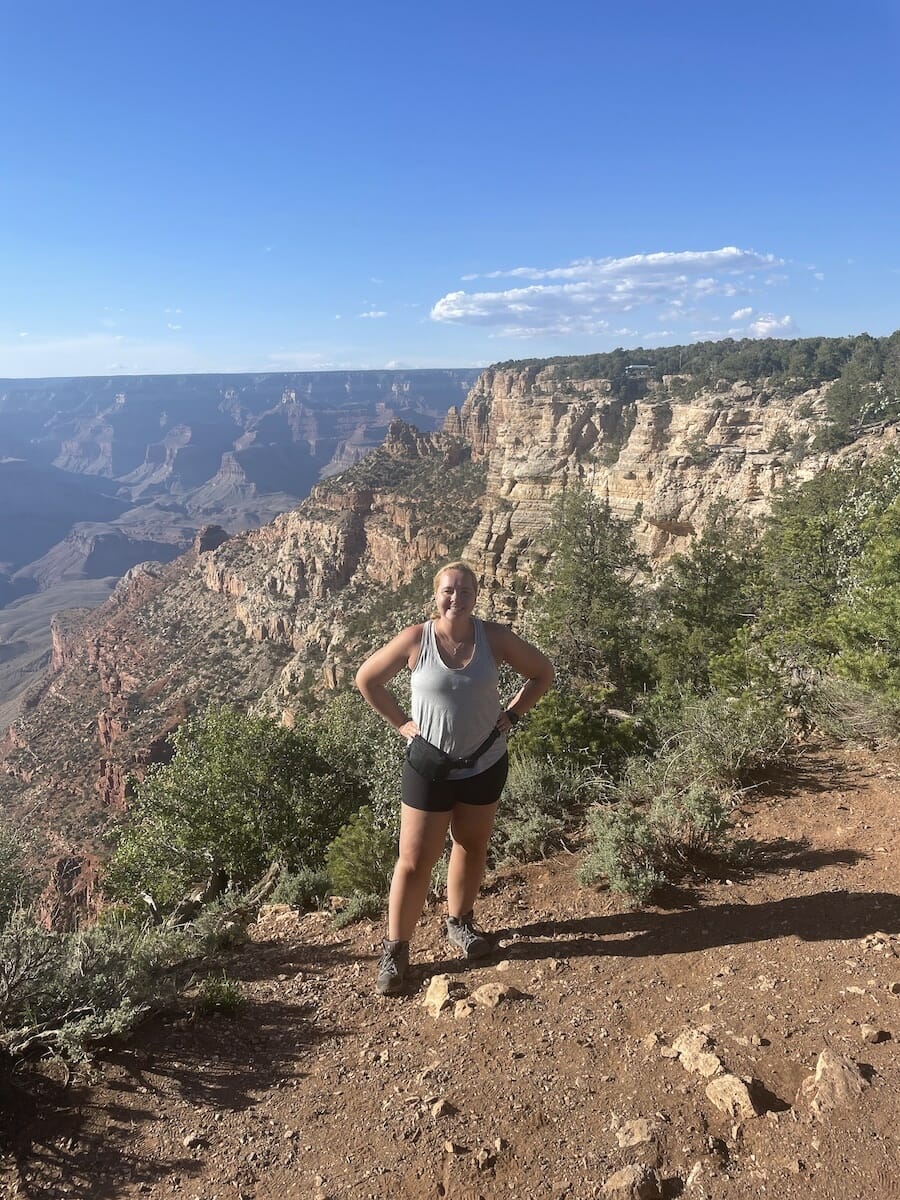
[685,1161,703,1189]
[474,1147,495,1170]
[423,974,465,1016]
[705,1074,762,1119]
[431,1098,454,1118]
[616,1118,654,1148]
[888,981,900,995]
[182,1133,203,1149]
[860,1025,890,1044]
[601,1163,663,1199]
[659,1045,679,1059]
[672,1029,723,1077]
[495,960,512,973]
[472,982,519,1008]
[454,998,476,1019]
[796,1048,870,1120]
[640,1033,660,1053]
[443,1140,465,1155]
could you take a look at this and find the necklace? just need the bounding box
[437,621,473,658]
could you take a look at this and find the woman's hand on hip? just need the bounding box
[397,719,420,741]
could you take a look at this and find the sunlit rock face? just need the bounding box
[449,366,896,615]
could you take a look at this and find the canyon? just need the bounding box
[1,363,897,882]
[0,369,477,723]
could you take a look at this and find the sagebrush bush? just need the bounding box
[0,911,195,1055]
[578,803,664,905]
[269,868,333,911]
[326,806,396,897]
[491,755,588,866]
[332,893,384,929]
[650,687,791,788]
[579,781,734,905]
[801,672,900,744]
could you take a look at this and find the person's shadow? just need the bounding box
[490,889,900,962]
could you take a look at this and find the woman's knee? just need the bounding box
[394,847,440,880]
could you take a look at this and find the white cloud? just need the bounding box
[731,306,753,320]
[167,323,182,331]
[358,310,387,319]
[432,247,783,338]
[814,272,825,281]
[18,331,28,338]
[748,313,795,337]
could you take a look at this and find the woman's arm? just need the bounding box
[354,624,424,739]
[486,624,555,732]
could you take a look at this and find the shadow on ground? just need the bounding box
[494,889,900,963]
[0,994,346,1200]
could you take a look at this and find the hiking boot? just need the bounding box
[446,911,491,960]
[376,938,409,996]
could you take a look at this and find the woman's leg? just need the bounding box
[446,799,499,919]
[388,804,452,941]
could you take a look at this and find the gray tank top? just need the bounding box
[411,617,507,779]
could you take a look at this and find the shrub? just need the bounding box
[332,893,384,929]
[0,911,195,1056]
[326,807,396,897]
[313,691,405,832]
[579,803,664,905]
[579,781,734,905]
[649,688,791,789]
[491,755,588,866]
[0,823,29,929]
[105,704,363,911]
[802,673,900,745]
[196,973,243,1017]
[270,868,333,911]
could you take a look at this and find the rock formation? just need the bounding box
[1,363,896,891]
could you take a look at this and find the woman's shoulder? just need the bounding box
[482,620,513,651]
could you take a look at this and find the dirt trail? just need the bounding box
[2,743,899,1200]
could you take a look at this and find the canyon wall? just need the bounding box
[1,366,896,878]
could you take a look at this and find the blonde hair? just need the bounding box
[429,561,479,618]
[431,560,479,595]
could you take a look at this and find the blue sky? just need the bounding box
[1,0,898,378]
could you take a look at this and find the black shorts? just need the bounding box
[401,752,509,814]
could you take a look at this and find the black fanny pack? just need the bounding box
[405,728,501,782]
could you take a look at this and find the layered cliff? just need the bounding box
[447,367,897,613]
[0,425,484,849]
[1,363,896,872]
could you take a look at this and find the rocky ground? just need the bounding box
[1,742,899,1200]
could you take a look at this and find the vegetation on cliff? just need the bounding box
[494,330,900,449]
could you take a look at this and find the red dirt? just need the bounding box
[2,742,899,1200]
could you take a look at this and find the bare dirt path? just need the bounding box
[2,743,899,1200]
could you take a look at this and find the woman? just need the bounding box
[355,561,554,996]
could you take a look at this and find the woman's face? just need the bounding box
[434,570,477,621]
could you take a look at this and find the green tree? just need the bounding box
[105,705,362,910]
[532,486,650,704]
[828,497,900,702]
[648,501,761,693]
